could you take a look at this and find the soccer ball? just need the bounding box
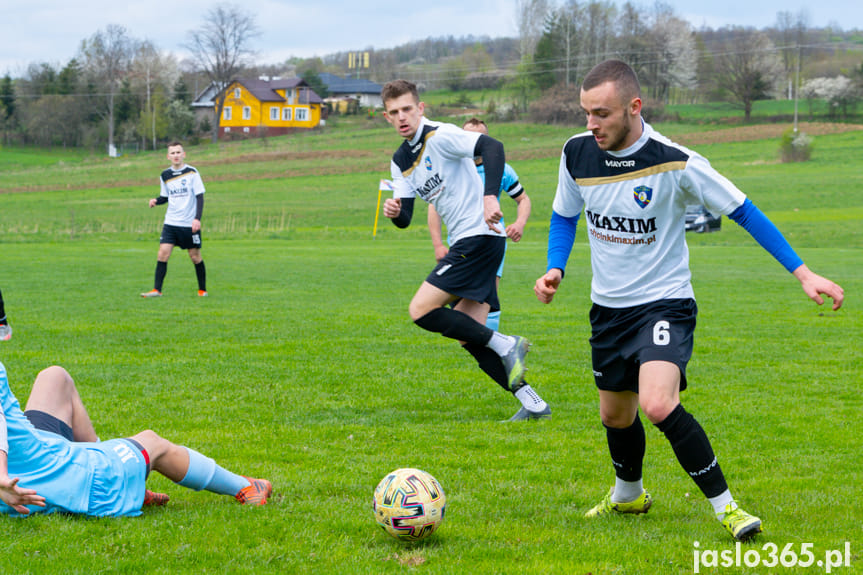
[373,468,446,541]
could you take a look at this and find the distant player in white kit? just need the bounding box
[381,79,550,421]
[141,141,208,298]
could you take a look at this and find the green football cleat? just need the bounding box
[500,336,530,391]
[584,486,652,518]
[719,504,762,541]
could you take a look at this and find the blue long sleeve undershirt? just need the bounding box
[728,198,803,273]
[546,199,802,277]
[547,210,580,275]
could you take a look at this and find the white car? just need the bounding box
[685,205,721,233]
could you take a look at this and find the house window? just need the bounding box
[295,107,309,122]
[270,107,279,121]
[286,90,294,105]
[223,107,232,120]
[234,88,241,98]
[282,108,292,121]
[242,106,251,120]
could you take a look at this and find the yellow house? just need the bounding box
[217,77,324,138]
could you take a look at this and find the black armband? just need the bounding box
[391,197,414,229]
[155,196,168,205]
[473,134,505,196]
[195,194,204,220]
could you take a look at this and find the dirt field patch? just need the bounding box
[673,122,863,146]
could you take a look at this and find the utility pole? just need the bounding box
[565,17,571,86]
[793,44,800,133]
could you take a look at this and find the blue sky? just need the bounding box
[1,0,860,75]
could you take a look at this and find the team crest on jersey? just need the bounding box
[633,185,652,208]
[424,156,433,171]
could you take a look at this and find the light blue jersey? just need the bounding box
[452,161,525,278]
[0,363,146,517]
[476,162,523,202]
[463,162,524,331]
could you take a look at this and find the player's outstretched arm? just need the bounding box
[792,264,845,311]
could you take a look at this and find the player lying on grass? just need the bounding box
[0,363,271,517]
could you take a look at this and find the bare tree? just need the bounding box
[647,14,697,103]
[185,3,260,143]
[515,0,551,61]
[582,1,618,68]
[713,29,784,121]
[130,40,178,150]
[775,9,810,99]
[79,25,135,155]
[22,94,87,147]
[618,1,650,81]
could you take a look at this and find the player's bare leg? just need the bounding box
[25,366,98,442]
[132,430,271,506]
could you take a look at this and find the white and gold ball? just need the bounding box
[373,468,446,541]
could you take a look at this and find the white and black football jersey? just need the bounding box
[553,122,746,308]
[159,165,205,227]
[390,117,506,244]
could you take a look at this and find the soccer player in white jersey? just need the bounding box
[534,60,844,541]
[0,363,272,516]
[141,141,208,298]
[428,118,532,333]
[426,119,542,420]
[381,80,549,421]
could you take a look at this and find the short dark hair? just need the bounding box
[381,80,419,106]
[582,59,641,101]
[167,140,183,149]
[462,117,488,132]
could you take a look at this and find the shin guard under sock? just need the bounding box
[177,447,249,496]
[414,307,493,346]
[195,261,206,291]
[462,342,509,391]
[605,414,646,482]
[655,404,729,498]
[154,261,168,291]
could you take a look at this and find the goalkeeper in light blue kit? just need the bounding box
[428,118,532,333]
[0,363,272,517]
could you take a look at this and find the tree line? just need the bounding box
[1,1,862,151]
[0,4,257,151]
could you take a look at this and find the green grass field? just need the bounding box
[0,117,860,574]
